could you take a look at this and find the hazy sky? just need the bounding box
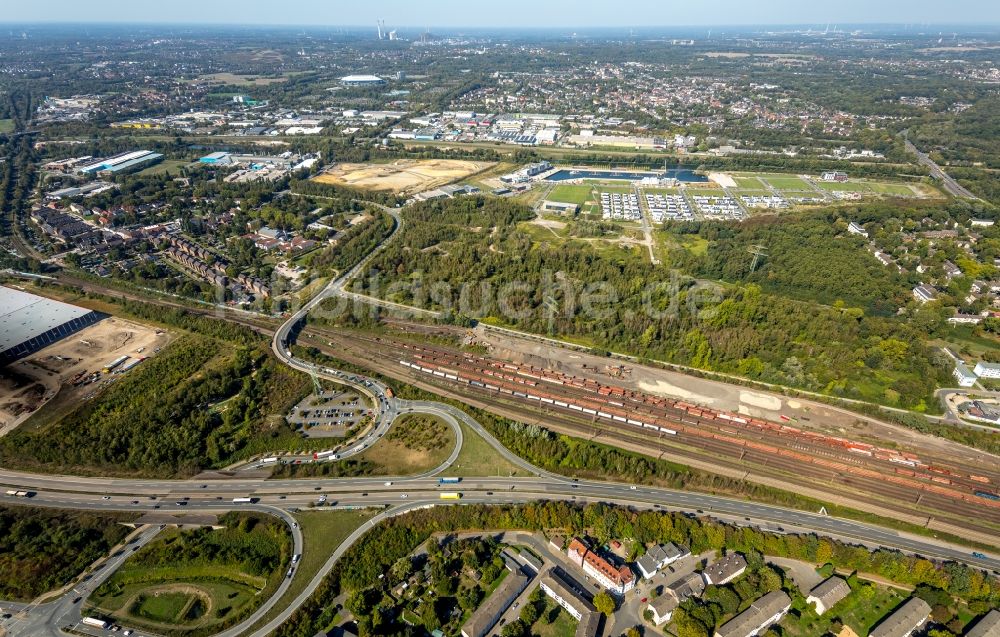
[2,0,998,27]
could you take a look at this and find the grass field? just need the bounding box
[194,72,290,86]
[531,599,580,637]
[244,508,379,633]
[0,119,14,133]
[357,413,456,474]
[133,591,200,623]
[868,182,917,195]
[90,512,290,636]
[764,175,812,190]
[733,175,765,189]
[137,159,191,176]
[450,420,527,477]
[548,184,595,205]
[780,584,903,637]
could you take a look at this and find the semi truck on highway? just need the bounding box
[4,489,33,497]
[232,497,256,504]
[82,617,110,630]
[438,477,462,484]
[439,492,462,500]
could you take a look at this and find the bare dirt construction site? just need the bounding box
[0,317,169,435]
[311,159,495,195]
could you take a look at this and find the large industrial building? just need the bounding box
[340,74,386,86]
[78,150,163,175]
[0,286,102,365]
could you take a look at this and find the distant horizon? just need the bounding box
[2,21,1000,33]
[3,20,1000,27]
[2,0,999,30]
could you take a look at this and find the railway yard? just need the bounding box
[300,325,1000,540]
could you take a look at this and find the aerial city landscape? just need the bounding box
[1,2,1000,637]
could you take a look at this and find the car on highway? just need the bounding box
[102,495,111,500]
[400,494,407,498]
[629,486,637,490]
[131,500,139,504]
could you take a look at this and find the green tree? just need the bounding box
[593,590,617,617]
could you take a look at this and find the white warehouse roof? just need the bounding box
[0,286,99,363]
[340,74,384,83]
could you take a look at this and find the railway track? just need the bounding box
[303,327,1000,533]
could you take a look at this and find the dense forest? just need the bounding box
[665,212,913,315]
[0,336,312,477]
[0,505,133,600]
[360,197,947,408]
[273,501,1000,637]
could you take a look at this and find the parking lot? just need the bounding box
[286,390,369,437]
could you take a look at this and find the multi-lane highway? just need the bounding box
[904,134,980,200]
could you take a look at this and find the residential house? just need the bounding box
[636,543,688,579]
[648,592,680,625]
[913,284,938,304]
[538,569,600,637]
[714,590,791,637]
[665,572,707,602]
[806,577,851,615]
[566,538,636,595]
[954,363,978,388]
[869,598,932,637]
[459,570,529,637]
[847,222,869,238]
[702,553,747,586]
[965,609,1000,637]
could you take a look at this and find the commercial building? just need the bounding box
[702,553,747,585]
[0,286,102,365]
[566,538,635,595]
[200,152,234,165]
[538,569,600,637]
[965,609,1000,637]
[78,150,163,175]
[340,74,386,86]
[822,171,849,182]
[636,543,688,579]
[460,570,529,637]
[974,362,1000,380]
[714,590,791,637]
[869,597,932,637]
[501,161,552,183]
[806,577,851,615]
[541,200,580,215]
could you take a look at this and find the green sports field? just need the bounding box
[547,184,595,205]
[764,175,812,190]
